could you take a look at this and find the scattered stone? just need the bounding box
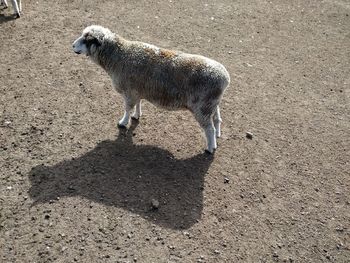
[336,242,343,250]
[214,249,220,254]
[224,177,230,184]
[151,199,160,210]
[44,215,50,220]
[246,132,253,139]
[335,226,344,232]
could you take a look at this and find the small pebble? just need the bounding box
[151,199,159,210]
[246,132,253,139]
[224,177,230,184]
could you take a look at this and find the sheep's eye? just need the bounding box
[84,36,101,47]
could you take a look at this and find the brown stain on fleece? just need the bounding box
[159,49,176,59]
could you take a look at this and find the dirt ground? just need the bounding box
[0,0,349,262]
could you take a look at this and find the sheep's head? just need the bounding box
[72,25,113,56]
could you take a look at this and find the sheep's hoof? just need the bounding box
[15,13,20,18]
[131,116,140,121]
[205,149,216,154]
[117,123,127,129]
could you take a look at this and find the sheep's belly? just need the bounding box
[144,96,188,111]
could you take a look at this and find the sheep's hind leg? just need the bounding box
[131,100,142,120]
[203,120,217,154]
[11,0,20,17]
[213,106,222,138]
[194,113,217,154]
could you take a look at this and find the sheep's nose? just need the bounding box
[72,44,75,49]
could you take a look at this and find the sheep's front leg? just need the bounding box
[118,105,132,128]
[1,0,8,8]
[131,100,142,120]
[118,96,137,128]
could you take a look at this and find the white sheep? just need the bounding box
[72,25,230,153]
[0,0,21,18]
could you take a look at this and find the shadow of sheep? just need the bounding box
[28,120,214,229]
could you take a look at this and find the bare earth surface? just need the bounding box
[1,0,349,262]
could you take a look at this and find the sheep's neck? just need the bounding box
[94,39,124,74]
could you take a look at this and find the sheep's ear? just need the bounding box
[85,33,102,47]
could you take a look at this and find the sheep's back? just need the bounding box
[117,44,229,109]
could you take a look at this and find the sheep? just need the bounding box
[0,0,21,18]
[72,25,230,153]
